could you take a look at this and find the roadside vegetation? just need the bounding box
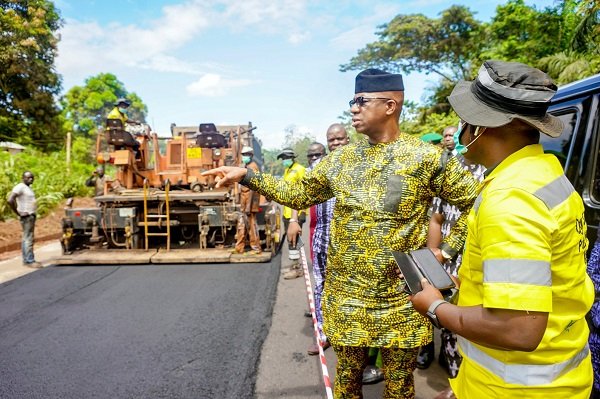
[0,137,96,221]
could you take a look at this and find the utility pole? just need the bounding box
[66,131,72,175]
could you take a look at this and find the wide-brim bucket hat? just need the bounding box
[277,148,296,159]
[115,98,131,107]
[448,60,563,138]
[241,146,254,154]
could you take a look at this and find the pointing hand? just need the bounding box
[201,167,248,188]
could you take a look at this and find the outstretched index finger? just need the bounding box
[201,168,225,177]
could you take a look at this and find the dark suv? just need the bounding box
[541,74,600,249]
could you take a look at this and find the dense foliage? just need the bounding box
[0,0,64,150]
[537,0,600,84]
[61,73,147,137]
[0,137,96,221]
[340,5,481,83]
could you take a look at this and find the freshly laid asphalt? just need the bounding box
[0,259,280,399]
[0,236,449,398]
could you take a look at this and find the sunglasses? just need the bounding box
[307,152,324,159]
[349,96,395,107]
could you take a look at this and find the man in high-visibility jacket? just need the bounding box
[411,60,594,398]
[278,148,307,279]
[106,98,142,158]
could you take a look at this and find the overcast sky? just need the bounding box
[54,0,556,149]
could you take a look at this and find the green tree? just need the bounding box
[0,138,96,221]
[479,0,563,64]
[61,73,147,137]
[538,51,600,84]
[0,0,63,150]
[565,0,599,53]
[537,0,600,84]
[340,6,482,83]
[400,109,459,138]
[261,148,283,176]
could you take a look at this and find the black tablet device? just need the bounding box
[392,248,455,295]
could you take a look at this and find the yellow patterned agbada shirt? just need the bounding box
[243,133,479,348]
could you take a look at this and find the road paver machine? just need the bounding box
[57,121,280,265]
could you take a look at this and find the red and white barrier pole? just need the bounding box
[299,245,334,399]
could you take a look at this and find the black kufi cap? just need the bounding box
[355,68,404,93]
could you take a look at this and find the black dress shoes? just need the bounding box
[416,342,435,369]
[362,365,384,384]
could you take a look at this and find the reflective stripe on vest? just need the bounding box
[533,174,574,210]
[458,336,589,386]
[476,174,573,215]
[483,259,552,286]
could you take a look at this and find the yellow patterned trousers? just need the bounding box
[333,345,419,399]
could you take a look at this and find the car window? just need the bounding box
[541,109,581,183]
[591,107,600,204]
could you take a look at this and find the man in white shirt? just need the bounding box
[8,171,41,268]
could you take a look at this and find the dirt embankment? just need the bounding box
[0,197,97,260]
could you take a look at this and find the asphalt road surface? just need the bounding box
[0,257,281,399]
[0,236,450,399]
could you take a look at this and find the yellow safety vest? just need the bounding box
[107,107,128,126]
[451,144,594,398]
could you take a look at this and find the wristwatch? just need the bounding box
[426,299,448,329]
[440,249,452,261]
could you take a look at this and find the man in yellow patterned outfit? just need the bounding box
[203,69,479,398]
